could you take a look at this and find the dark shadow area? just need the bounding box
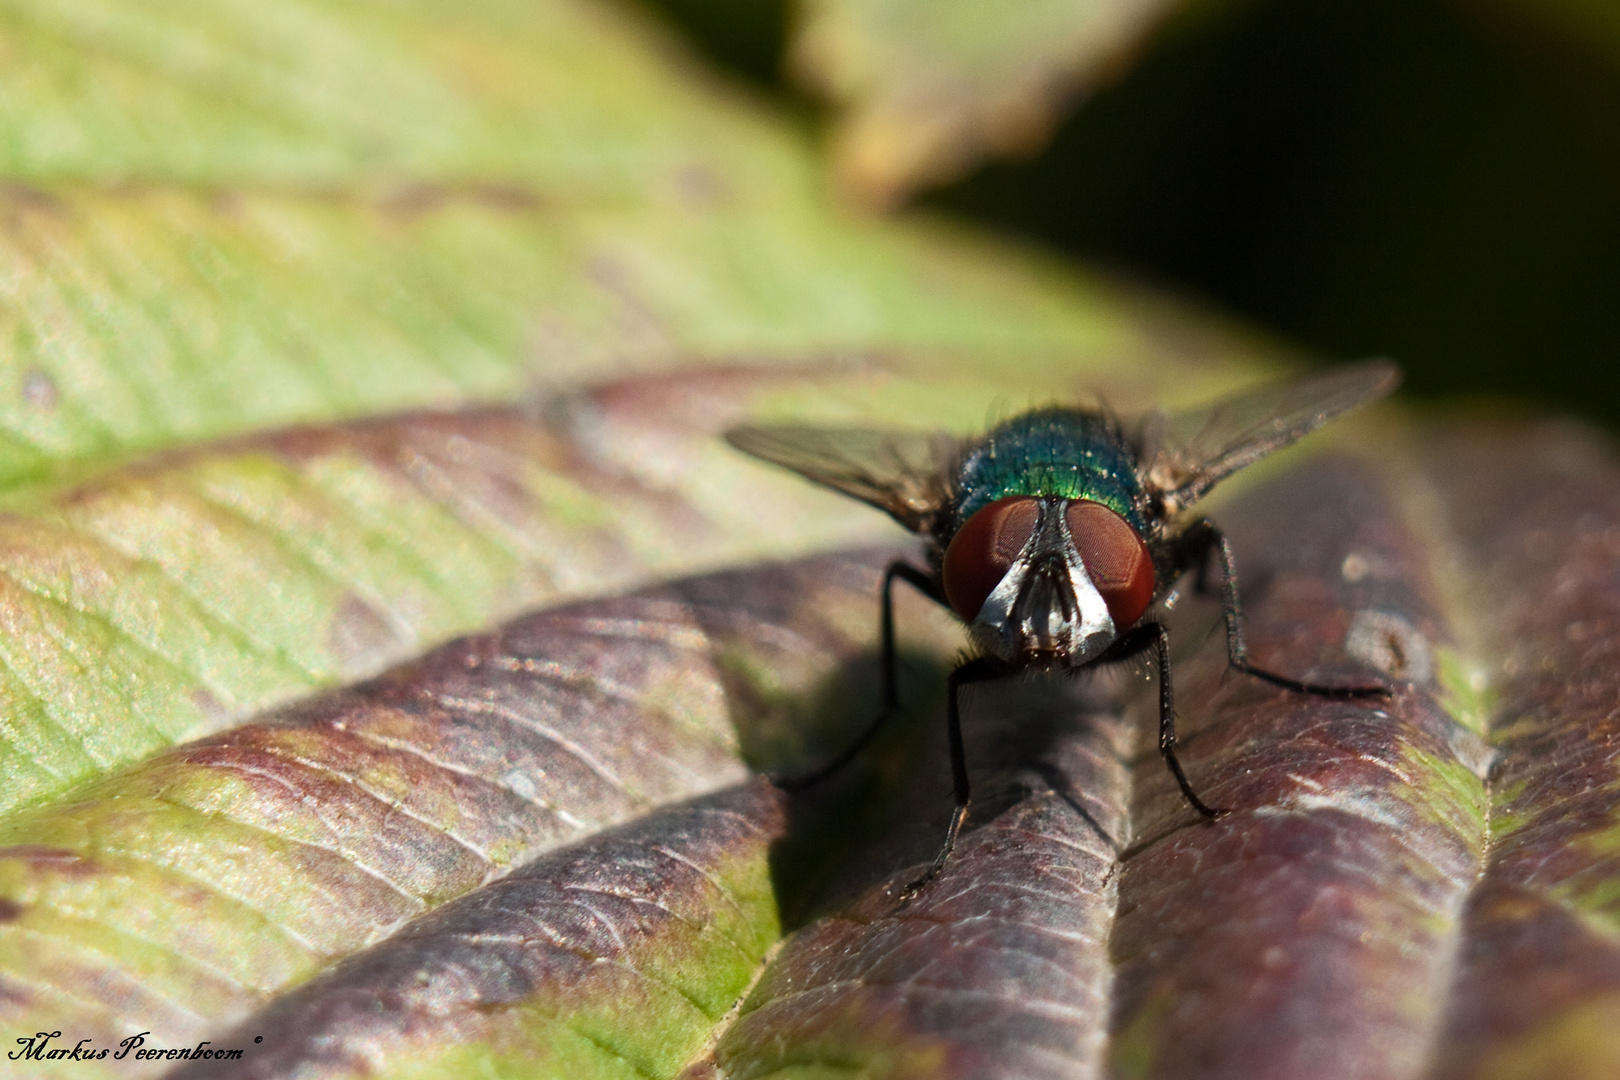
[738,647,1130,930]
[630,0,793,89]
[928,0,1620,428]
[666,546,1129,927]
[735,644,948,930]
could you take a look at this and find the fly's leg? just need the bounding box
[1104,621,1222,819]
[880,562,943,712]
[1171,519,1389,699]
[771,560,940,791]
[902,655,1002,896]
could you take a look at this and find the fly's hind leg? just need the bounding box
[1170,519,1390,700]
[770,560,941,791]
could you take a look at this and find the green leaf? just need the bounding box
[0,0,1229,486]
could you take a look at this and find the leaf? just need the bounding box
[10,358,1620,1078]
[0,545,956,1063]
[0,0,1289,813]
[0,0,1241,487]
[713,447,1477,1079]
[0,402,869,816]
[718,682,1130,1079]
[791,0,1186,206]
[0,411,626,814]
[700,418,1620,1080]
[1416,420,1620,1080]
[168,780,789,1080]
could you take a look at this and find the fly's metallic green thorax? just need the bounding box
[949,408,1144,537]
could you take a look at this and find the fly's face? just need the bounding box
[938,495,1156,667]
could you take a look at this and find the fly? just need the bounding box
[726,360,1400,892]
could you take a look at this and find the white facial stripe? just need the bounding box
[1055,504,1116,657]
[976,549,1032,640]
[1063,541,1117,652]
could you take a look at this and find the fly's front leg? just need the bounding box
[772,560,940,791]
[902,654,1002,897]
[881,561,942,712]
[1170,519,1388,699]
[1105,621,1222,819]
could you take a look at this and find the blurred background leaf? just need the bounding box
[789,0,1187,207]
[654,0,1620,429]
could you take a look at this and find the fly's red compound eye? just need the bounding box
[1065,500,1155,628]
[942,496,1040,620]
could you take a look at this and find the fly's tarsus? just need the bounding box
[1235,662,1391,700]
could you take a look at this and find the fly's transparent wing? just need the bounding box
[1140,359,1400,514]
[724,425,962,532]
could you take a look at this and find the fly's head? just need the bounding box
[940,496,1156,668]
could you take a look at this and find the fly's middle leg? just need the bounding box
[1169,519,1390,700]
[770,559,940,791]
